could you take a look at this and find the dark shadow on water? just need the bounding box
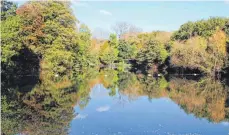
[167,66,203,75]
[166,73,203,82]
[1,48,40,135]
[221,67,229,87]
[1,47,40,95]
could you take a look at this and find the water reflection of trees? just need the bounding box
[169,77,229,122]
[74,70,229,123]
[2,68,78,135]
[2,68,229,134]
[121,73,229,123]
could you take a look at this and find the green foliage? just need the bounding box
[139,75,168,92]
[118,72,139,92]
[99,41,119,66]
[1,68,78,135]
[75,24,99,69]
[223,20,229,36]
[1,1,17,20]
[1,1,22,66]
[109,33,118,48]
[119,31,171,71]
[116,61,131,72]
[43,48,73,74]
[99,34,119,66]
[4,1,80,75]
[136,40,169,68]
[1,15,22,65]
[172,21,195,40]
[118,40,137,60]
[172,17,228,40]
[1,1,97,74]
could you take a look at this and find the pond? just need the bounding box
[1,69,229,135]
[70,84,229,135]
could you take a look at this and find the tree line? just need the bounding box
[2,1,229,77]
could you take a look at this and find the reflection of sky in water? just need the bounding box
[74,114,88,120]
[96,105,110,112]
[70,84,229,135]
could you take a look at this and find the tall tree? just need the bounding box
[15,1,82,74]
[112,22,142,39]
[1,1,21,66]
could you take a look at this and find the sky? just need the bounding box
[16,1,229,38]
[72,1,229,31]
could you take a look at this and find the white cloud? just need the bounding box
[100,9,112,16]
[221,122,229,126]
[225,1,229,4]
[74,114,88,119]
[96,105,110,112]
[72,1,89,8]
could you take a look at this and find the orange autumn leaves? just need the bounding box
[16,3,45,51]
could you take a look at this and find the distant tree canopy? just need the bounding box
[170,17,229,74]
[112,22,142,39]
[172,17,228,40]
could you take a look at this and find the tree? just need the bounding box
[99,41,118,66]
[207,30,227,73]
[171,17,229,75]
[112,22,142,39]
[118,40,137,60]
[171,36,209,71]
[172,17,228,40]
[99,34,119,66]
[136,40,169,70]
[223,20,229,36]
[15,1,84,74]
[1,1,22,67]
[172,21,195,40]
[1,0,17,20]
[75,23,99,69]
[109,33,118,48]
[112,22,129,38]
[171,31,227,74]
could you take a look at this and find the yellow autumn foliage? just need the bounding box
[171,30,228,74]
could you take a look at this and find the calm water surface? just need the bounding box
[70,84,229,135]
[1,69,229,135]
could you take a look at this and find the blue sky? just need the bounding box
[16,1,229,36]
[72,1,229,33]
